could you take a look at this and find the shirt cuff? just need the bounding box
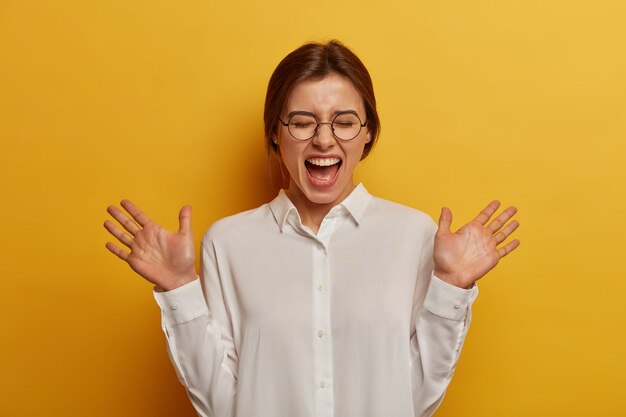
[423,274,479,320]
[152,277,209,326]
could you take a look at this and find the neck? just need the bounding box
[285,182,356,235]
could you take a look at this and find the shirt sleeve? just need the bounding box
[410,223,479,417]
[153,240,237,417]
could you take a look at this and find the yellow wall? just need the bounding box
[1,1,625,416]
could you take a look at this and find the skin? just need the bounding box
[104,73,520,291]
[104,201,196,291]
[434,202,519,289]
[276,73,371,234]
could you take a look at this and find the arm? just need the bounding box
[153,243,237,417]
[410,201,520,416]
[410,226,478,417]
[104,201,237,416]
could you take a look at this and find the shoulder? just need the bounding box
[201,203,275,246]
[364,196,437,237]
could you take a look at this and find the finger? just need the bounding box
[487,206,518,234]
[474,200,501,225]
[120,199,152,227]
[437,207,452,235]
[178,205,192,234]
[498,239,520,258]
[105,241,130,262]
[104,220,134,248]
[107,205,140,236]
[493,220,520,244]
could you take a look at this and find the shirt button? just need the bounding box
[317,284,324,291]
[171,304,178,311]
[453,303,461,309]
[317,330,325,338]
[319,380,326,388]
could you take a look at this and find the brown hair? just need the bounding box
[264,40,380,160]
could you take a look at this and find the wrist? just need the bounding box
[433,269,473,289]
[157,271,198,292]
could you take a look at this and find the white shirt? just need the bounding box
[153,184,478,417]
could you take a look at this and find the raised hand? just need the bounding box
[433,201,520,289]
[104,200,198,291]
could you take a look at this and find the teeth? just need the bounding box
[306,157,341,166]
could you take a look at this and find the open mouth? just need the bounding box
[305,157,342,185]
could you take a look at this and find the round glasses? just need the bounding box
[278,111,367,141]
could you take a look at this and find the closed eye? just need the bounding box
[291,122,315,129]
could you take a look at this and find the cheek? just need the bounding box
[278,143,303,172]
[350,140,368,162]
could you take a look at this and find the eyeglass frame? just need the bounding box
[278,110,368,141]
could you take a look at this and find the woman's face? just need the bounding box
[277,72,371,208]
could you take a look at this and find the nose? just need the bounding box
[311,122,336,149]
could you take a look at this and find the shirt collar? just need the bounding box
[269,183,372,232]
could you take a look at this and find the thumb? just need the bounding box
[178,205,192,234]
[437,207,452,235]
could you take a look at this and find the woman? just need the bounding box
[104,40,519,417]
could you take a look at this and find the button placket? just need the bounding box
[312,229,334,416]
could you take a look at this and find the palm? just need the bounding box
[127,222,195,286]
[433,201,520,289]
[104,200,198,291]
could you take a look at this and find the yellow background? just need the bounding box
[1,0,625,416]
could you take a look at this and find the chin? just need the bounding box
[296,175,352,206]
[303,189,343,205]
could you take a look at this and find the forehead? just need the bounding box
[286,73,365,115]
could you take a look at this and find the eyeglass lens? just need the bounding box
[287,113,363,141]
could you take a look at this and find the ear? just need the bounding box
[365,130,372,144]
[271,123,280,145]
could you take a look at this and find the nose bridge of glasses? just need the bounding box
[316,121,335,133]
[312,121,336,144]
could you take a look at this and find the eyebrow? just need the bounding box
[286,109,360,119]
